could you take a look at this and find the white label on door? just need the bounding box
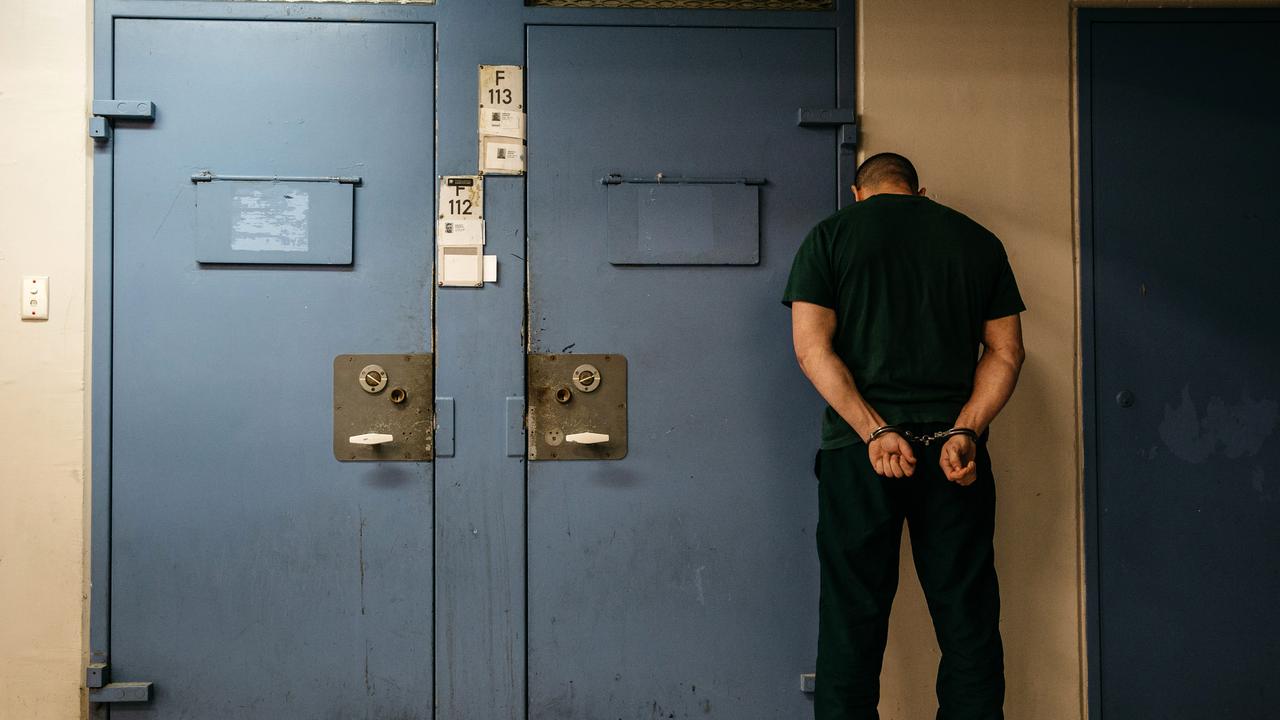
[483,254,498,284]
[481,137,526,175]
[438,218,485,246]
[438,245,484,287]
[439,175,483,220]
[479,108,525,139]
[478,64,523,110]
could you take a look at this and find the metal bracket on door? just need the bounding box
[527,354,627,460]
[86,662,153,704]
[89,99,155,143]
[797,107,858,150]
[190,171,363,185]
[334,354,435,461]
[602,173,766,186]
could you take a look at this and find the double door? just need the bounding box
[99,4,848,718]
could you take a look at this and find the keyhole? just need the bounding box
[571,363,601,392]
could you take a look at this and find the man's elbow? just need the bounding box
[1004,344,1026,372]
[793,343,823,376]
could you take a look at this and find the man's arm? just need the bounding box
[941,313,1026,484]
[791,301,917,478]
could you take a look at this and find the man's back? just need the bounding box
[783,193,1023,448]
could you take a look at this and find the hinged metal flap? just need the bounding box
[193,176,356,264]
[606,181,760,266]
[92,99,155,120]
[89,681,153,704]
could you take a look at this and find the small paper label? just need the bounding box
[483,254,498,283]
[479,108,525,139]
[438,218,485,246]
[438,245,484,287]
[481,137,526,174]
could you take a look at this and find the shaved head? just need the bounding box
[855,152,919,193]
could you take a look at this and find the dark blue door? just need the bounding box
[527,25,835,717]
[1083,12,1280,718]
[110,20,435,718]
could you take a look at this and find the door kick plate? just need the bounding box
[333,354,433,461]
[527,353,627,460]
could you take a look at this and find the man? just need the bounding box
[783,153,1025,720]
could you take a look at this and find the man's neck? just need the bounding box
[859,184,917,199]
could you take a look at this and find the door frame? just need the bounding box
[1076,9,1280,718]
[89,2,857,717]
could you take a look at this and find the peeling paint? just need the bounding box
[1158,386,1278,464]
[230,186,310,252]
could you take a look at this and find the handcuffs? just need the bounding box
[867,425,978,447]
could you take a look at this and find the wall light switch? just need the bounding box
[21,275,49,321]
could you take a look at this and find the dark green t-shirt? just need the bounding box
[782,193,1025,449]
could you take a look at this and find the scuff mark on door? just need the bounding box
[1158,386,1278,463]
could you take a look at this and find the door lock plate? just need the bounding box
[528,353,627,460]
[333,354,434,461]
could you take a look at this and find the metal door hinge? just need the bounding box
[89,682,153,703]
[89,99,155,143]
[86,662,153,703]
[797,107,858,150]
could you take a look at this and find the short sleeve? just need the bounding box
[782,225,837,309]
[984,243,1026,319]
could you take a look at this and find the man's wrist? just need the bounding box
[939,427,978,444]
[836,405,884,443]
[866,424,901,444]
[952,414,986,436]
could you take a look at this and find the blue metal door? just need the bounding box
[109,19,435,718]
[526,26,836,717]
[1081,10,1280,718]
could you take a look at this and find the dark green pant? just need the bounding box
[814,425,1004,720]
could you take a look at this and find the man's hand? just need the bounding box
[940,434,978,485]
[868,432,917,478]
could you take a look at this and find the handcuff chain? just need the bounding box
[868,425,978,447]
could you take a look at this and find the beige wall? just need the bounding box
[858,2,1084,718]
[0,0,1100,718]
[0,1,92,719]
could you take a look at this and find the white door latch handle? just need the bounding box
[349,433,394,446]
[565,432,609,445]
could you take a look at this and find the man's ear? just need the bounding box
[852,185,865,202]
[916,186,927,196]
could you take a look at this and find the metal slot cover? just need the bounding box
[528,354,627,460]
[606,182,760,266]
[195,178,355,265]
[333,354,434,461]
